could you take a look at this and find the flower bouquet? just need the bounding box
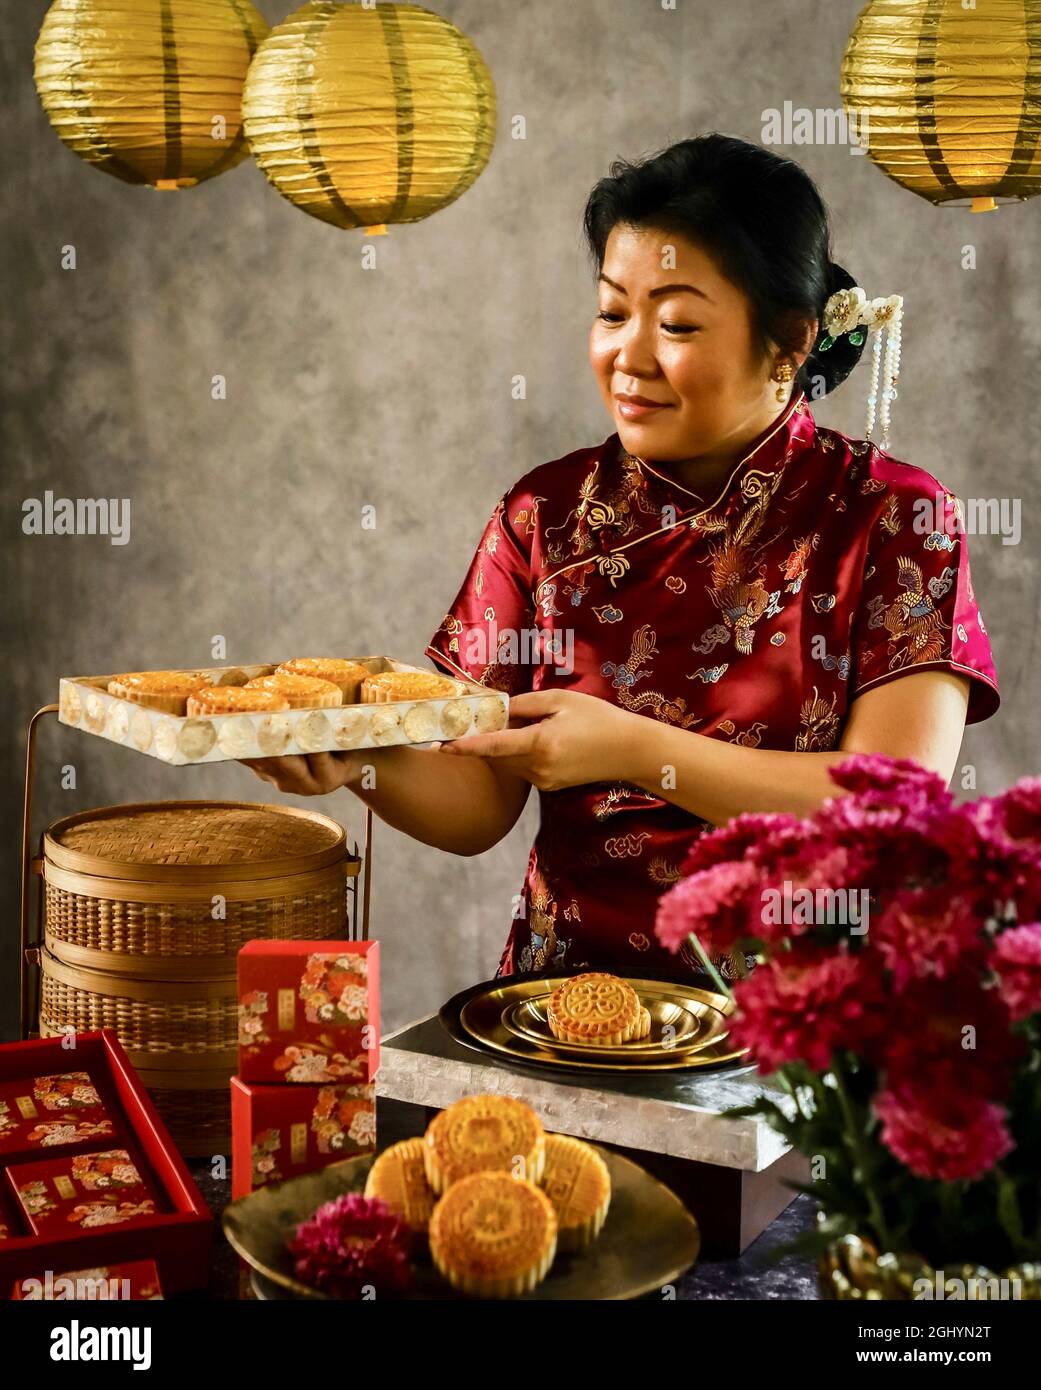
[655,754,1041,1288]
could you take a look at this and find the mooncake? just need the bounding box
[429,1172,557,1298]
[186,687,290,716]
[244,673,342,709]
[546,972,641,1046]
[423,1094,545,1194]
[108,671,213,716]
[363,1139,436,1235]
[276,658,370,702]
[635,1005,652,1040]
[360,671,462,704]
[538,1135,611,1252]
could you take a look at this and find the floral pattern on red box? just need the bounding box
[15,1180,56,1221]
[300,952,370,1026]
[251,1129,283,1188]
[8,1146,159,1237]
[238,991,271,1048]
[236,940,378,1085]
[68,1200,156,1229]
[0,1070,115,1160]
[311,1085,376,1155]
[27,1119,115,1148]
[231,1075,376,1198]
[35,1072,102,1111]
[71,1150,143,1192]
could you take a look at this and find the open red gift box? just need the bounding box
[0,1032,211,1298]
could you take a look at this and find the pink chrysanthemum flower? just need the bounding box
[288,1192,412,1299]
[874,1083,1013,1182]
[727,949,886,1072]
[990,923,1041,1022]
[655,858,764,955]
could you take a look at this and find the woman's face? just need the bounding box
[589,223,801,464]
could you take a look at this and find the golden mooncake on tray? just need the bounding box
[107,671,214,716]
[423,1094,545,1194]
[276,658,370,702]
[429,1172,557,1298]
[245,673,343,709]
[539,1135,611,1252]
[363,1139,436,1235]
[186,686,290,716]
[546,972,641,1046]
[360,671,462,704]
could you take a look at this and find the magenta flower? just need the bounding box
[288,1192,412,1299]
[727,949,886,1072]
[655,858,764,956]
[990,924,1041,1022]
[874,1083,1013,1182]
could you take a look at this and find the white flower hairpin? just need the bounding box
[820,288,904,451]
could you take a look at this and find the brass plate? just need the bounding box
[501,986,729,1061]
[223,1148,700,1301]
[455,975,748,1073]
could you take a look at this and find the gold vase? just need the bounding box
[819,1232,1041,1301]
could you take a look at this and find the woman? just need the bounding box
[244,135,999,981]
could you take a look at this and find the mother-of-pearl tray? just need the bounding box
[57,658,509,765]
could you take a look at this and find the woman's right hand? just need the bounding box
[238,750,366,797]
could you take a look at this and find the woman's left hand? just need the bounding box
[440,689,647,791]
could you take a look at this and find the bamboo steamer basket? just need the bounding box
[34,800,360,1157]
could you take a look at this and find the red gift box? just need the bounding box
[0,1184,21,1243]
[237,940,379,1084]
[7,1147,161,1238]
[0,1070,117,1161]
[231,1076,376,1199]
[0,1032,211,1298]
[12,1257,162,1300]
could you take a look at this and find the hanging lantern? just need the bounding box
[34,0,270,190]
[241,1,497,232]
[841,0,1041,212]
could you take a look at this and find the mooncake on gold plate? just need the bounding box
[107,670,213,716]
[635,1005,652,1040]
[186,686,290,716]
[360,671,462,704]
[245,673,343,709]
[539,1135,611,1252]
[423,1094,545,1194]
[363,1139,436,1235]
[276,658,370,702]
[546,972,641,1046]
[429,1172,557,1298]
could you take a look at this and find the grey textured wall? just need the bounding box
[2,0,1038,1041]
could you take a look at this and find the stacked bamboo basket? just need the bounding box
[34,801,358,1156]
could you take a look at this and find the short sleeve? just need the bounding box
[426,493,537,694]
[849,478,1000,724]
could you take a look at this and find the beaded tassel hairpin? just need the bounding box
[818,288,903,452]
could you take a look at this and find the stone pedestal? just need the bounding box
[377,1014,807,1257]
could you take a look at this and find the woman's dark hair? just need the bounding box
[582,134,864,396]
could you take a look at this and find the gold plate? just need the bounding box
[501,988,729,1061]
[223,1148,700,1301]
[455,975,748,1073]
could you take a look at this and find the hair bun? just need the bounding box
[801,259,865,397]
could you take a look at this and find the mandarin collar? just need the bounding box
[619,390,816,517]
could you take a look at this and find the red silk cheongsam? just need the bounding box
[426,392,1000,980]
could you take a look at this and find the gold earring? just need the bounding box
[772,361,795,402]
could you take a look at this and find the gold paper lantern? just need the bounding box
[34,0,270,189]
[241,0,497,231]
[841,0,1041,211]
